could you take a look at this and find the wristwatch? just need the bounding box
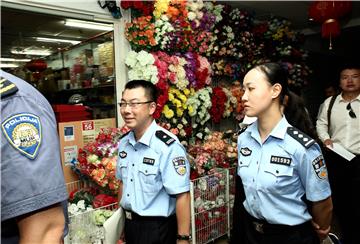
[177,234,192,240]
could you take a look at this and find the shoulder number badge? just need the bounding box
[173,156,187,176]
[1,113,42,159]
[312,155,328,180]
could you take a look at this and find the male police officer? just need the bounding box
[1,70,68,243]
[116,80,191,244]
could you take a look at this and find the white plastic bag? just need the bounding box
[103,208,125,244]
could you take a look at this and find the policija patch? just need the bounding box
[172,156,187,176]
[1,113,42,159]
[312,155,327,180]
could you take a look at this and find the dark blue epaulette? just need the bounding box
[236,126,248,136]
[0,77,18,99]
[119,130,130,139]
[155,130,175,146]
[287,127,315,149]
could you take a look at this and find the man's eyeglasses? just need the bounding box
[346,103,357,118]
[119,101,153,109]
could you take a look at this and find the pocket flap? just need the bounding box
[138,165,158,175]
[264,164,293,177]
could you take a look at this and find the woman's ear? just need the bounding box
[271,83,282,99]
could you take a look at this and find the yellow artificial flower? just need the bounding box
[183,88,190,96]
[154,0,170,19]
[188,106,194,115]
[177,109,183,117]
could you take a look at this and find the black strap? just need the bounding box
[327,95,337,129]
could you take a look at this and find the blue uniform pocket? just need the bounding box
[262,164,295,194]
[138,164,160,192]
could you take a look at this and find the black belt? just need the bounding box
[124,209,174,221]
[245,210,311,234]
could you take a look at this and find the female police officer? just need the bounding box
[237,63,333,244]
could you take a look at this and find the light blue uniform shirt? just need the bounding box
[1,70,68,243]
[116,120,190,217]
[1,71,68,221]
[237,116,331,225]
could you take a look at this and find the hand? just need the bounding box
[323,139,333,148]
[311,220,330,241]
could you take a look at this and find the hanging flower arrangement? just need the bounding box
[125,50,158,84]
[125,16,157,51]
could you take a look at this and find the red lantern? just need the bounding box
[26,59,47,72]
[308,1,352,49]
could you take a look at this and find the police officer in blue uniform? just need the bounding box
[236,63,333,244]
[1,70,68,244]
[116,80,191,244]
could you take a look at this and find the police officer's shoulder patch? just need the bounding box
[312,155,327,180]
[0,77,18,99]
[155,130,175,146]
[1,113,42,159]
[172,156,186,175]
[287,127,315,149]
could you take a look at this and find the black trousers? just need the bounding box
[124,212,177,244]
[243,211,319,244]
[325,151,360,244]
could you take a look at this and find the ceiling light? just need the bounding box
[0,63,19,68]
[36,37,81,45]
[11,49,52,56]
[65,19,113,31]
[0,58,31,62]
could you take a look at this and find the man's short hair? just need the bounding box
[125,80,158,102]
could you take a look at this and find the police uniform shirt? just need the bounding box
[1,70,68,222]
[116,120,190,217]
[237,116,331,225]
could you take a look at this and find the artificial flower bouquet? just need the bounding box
[74,128,123,195]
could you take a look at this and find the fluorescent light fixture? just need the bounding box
[11,49,52,56]
[0,58,31,62]
[36,37,81,45]
[65,19,113,31]
[0,63,19,68]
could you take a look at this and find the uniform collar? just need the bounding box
[127,120,157,147]
[247,116,290,143]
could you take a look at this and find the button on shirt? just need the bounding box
[237,116,331,225]
[116,120,190,217]
[316,93,360,154]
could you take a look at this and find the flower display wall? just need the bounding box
[123,1,310,146]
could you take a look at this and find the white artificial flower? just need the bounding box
[188,11,197,21]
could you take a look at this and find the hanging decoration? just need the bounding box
[308,1,352,50]
[98,0,122,19]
